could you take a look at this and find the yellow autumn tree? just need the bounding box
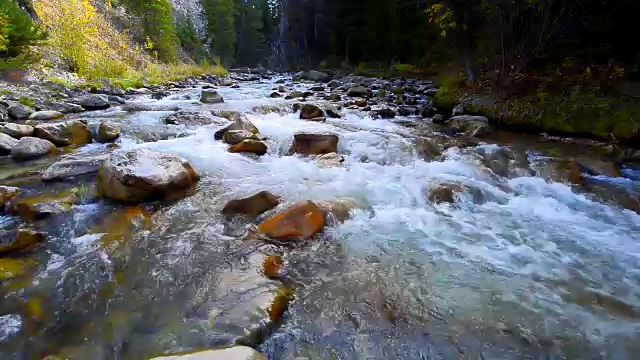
[34,0,147,79]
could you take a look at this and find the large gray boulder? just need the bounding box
[0,103,7,121]
[448,115,491,137]
[97,148,199,203]
[49,102,84,113]
[42,156,107,182]
[0,133,18,154]
[1,123,34,138]
[347,86,373,98]
[200,90,224,104]
[29,110,64,121]
[7,103,34,120]
[34,120,92,146]
[299,104,325,120]
[11,137,56,160]
[150,346,266,360]
[74,94,110,110]
[294,70,330,82]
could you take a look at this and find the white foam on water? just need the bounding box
[0,315,21,342]
[60,78,640,350]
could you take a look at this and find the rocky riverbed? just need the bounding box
[0,70,639,359]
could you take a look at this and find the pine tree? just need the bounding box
[121,0,179,63]
[201,0,236,66]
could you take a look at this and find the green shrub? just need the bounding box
[18,97,35,107]
[176,15,208,64]
[0,0,47,59]
[121,0,179,63]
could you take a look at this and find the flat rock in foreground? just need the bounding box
[98,148,199,203]
[149,346,265,360]
[42,156,107,182]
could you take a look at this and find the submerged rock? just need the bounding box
[42,156,107,181]
[200,90,224,104]
[269,91,281,98]
[11,137,56,161]
[228,140,268,156]
[7,103,34,120]
[222,191,281,218]
[74,94,110,110]
[7,192,76,219]
[202,252,293,346]
[0,133,18,154]
[426,183,465,204]
[315,198,359,223]
[315,152,344,168]
[0,258,31,281]
[0,186,21,208]
[257,200,326,241]
[290,133,339,155]
[28,111,64,121]
[96,121,121,143]
[285,91,304,100]
[448,115,491,137]
[0,230,45,255]
[299,104,325,120]
[98,148,199,203]
[162,110,219,126]
[261,255,284,281]
[150,346,266,360]
[34,120,92,146]
[1,123,34,138]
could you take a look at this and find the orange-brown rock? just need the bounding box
[262,255,283,279]
[427,183,465,204]
[222,191,280,218]
[257,201,325,241]
[290,133,339,156]
[228,139,268,156]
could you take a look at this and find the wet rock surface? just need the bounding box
[290,133,339,155]
[1,123,34,139]
[33,120,92,146]
[257,201,326,242]
[222,191,281,218]
[10,137,56,160]
[42,156,107,181]
[98,148,199,203]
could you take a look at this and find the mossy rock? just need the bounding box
[0,230,45,254]
[6,191,76,220]
[0,258,32,281]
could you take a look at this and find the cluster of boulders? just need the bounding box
[0,119,120,161]
[284,70,493,138]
